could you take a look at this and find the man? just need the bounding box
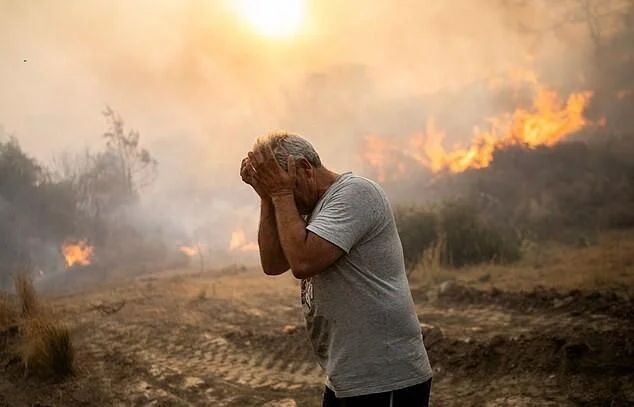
[240,134,433,407]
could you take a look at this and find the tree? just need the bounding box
[0,138,78,287]
[503,0,632,50]
[102,107,157,198]
[0,109,163,287]
[50,109,159,242]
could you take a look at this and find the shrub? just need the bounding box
[394,206,438,268]
[438,201,521,267]
[395,200,521,270]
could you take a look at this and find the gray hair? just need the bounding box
[257,133,322,171]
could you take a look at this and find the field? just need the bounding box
[1,233,633,407]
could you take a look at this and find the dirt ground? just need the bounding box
[1,262,633,407]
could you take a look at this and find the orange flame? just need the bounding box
[362,136,409,183]
[62,240,94,268]
[179,245,199,257]
[364,74,595,176]
[229,227,259,252]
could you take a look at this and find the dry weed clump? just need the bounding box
[0,271,75,378]
[0,293,18,329]
[19,317,74,377]
[409,236,453,288]
[14,270,39,318]
[195,286,208,302]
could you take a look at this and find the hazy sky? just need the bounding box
[0,0,601,251]
[1,1,546,165]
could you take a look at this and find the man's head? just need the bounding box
[256,133,322,172]
[254,133,335,214]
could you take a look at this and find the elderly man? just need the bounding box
[240,134,433,407]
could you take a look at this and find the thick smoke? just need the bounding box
[0,0,628,271]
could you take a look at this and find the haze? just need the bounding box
[0,0,603,253]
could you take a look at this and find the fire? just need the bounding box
[179,245,199,257]
[229,227,259,252]
[364,73,595,176]
[62,240,94,268]
[362,136,409,183]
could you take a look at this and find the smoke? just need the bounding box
[0,0,620,262]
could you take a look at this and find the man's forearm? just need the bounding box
[258,199,290,275]
[270,193,310,275]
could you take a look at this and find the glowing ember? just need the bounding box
[229,227,259,252]
[179,245,199,257]
[62,240,94,268]
[363,73,595,176]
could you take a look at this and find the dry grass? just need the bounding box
[449,231,634,292]
[0,270,76,378]
[15,270,39,318]
[194,286,208,302]
[408,236,454,288]
[18,317,74,377]
[0,293,18,329]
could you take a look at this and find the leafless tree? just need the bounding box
[102,106,158,196]
[503,0,632,49]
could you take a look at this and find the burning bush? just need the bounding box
[396,200,521,269]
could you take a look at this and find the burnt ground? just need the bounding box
[1,268,633,406]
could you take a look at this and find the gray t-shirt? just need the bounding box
[302,172,433,398]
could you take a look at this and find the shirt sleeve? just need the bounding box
[306,179,384,253]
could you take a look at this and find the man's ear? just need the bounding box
[299,158,315,180]
[297,157,314,175]
[297,157,311,170]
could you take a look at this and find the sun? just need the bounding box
[234,0,307,38]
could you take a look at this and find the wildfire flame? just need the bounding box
[229,227,259,252]
[179,245,199,257]
[62,240,94,268]
[363,72,596,179]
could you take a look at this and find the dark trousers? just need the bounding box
[322,378,432,407]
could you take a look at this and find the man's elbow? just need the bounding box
[290,261,320,280]
[261,262,289,276]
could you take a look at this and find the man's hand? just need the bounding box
[249,144,296,198]
[240,157,268,199]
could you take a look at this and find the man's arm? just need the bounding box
[248,145,346,279]
[258,198,291,275]
[271,193,345,280]
[240,156,290,276]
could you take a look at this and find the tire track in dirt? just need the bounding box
[80,316,323,406]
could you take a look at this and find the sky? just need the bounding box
[0,0,604,252]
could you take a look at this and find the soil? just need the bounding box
[1,268,633,406]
